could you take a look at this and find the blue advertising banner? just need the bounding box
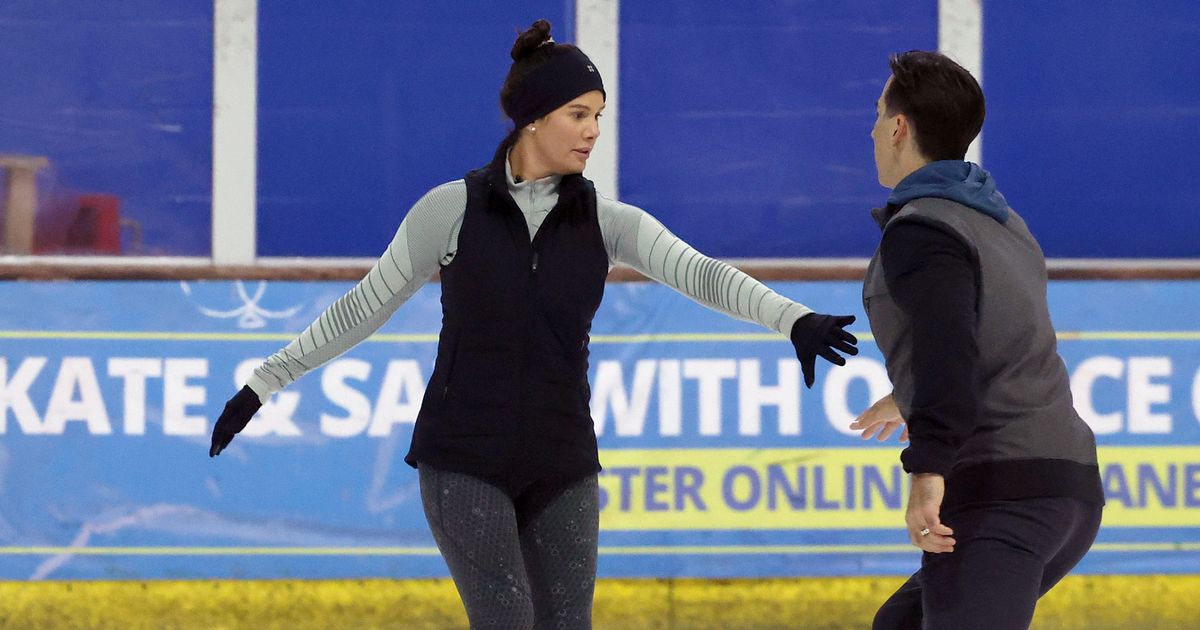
[1,280,1198,579]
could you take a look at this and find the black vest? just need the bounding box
[404,145,609,495]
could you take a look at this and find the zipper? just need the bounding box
[532,251,539,272]
[440,336,459,400]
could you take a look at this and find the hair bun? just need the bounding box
[511,19,553,61]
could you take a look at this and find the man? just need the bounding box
[857,50,1104,629]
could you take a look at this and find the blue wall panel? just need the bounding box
[983,1,1200,257]
[618,1,938,258]
[0,1,213,255]
[255,2,573,257]
[3,2,1196,258]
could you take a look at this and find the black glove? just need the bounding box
[790,313,859,388]
[209,385,263,457]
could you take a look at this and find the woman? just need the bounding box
[209,20,857,629]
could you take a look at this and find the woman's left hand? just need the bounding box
[789,313,859,388]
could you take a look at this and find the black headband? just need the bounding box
[502,46,606,129]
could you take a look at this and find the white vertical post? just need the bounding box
[576,0,619,199]
[938,0,983,164]
[212,0,258,264]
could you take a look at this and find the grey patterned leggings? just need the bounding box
[419,465,600,630]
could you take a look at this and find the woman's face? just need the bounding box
[528,90,605,175]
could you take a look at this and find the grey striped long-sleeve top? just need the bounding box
[246,160,813,401]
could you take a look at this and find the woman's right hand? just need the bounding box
[209,385,263,457]
[849,393,907,442]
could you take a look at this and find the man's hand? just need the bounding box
[849,393,908,442]
[906,473,955,553]
[209,385,263,457]
[789,313,859,388]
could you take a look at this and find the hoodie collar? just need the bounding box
[884,160,1010,225]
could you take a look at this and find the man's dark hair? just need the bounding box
[884,51,985,161]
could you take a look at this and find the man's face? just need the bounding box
[871,77,900,187]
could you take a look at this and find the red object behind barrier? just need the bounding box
[66,194,121,254]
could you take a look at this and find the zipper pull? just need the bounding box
[532,251,539,272]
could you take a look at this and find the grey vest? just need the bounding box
[863,198,1098,470]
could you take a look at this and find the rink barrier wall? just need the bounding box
[3,257,1200,281]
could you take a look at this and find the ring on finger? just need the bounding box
[919,528,931,537]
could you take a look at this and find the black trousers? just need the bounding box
[873,497,1102,630]
[419,465,600,630]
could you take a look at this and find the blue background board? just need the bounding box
[0,1,214,255]
[1,279,1199,579]
[255,1,575,257]
[5,2,1197,257]
[617,0,937,258]
[983,1,1200,257]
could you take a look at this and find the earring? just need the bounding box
[529,126,536,133]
